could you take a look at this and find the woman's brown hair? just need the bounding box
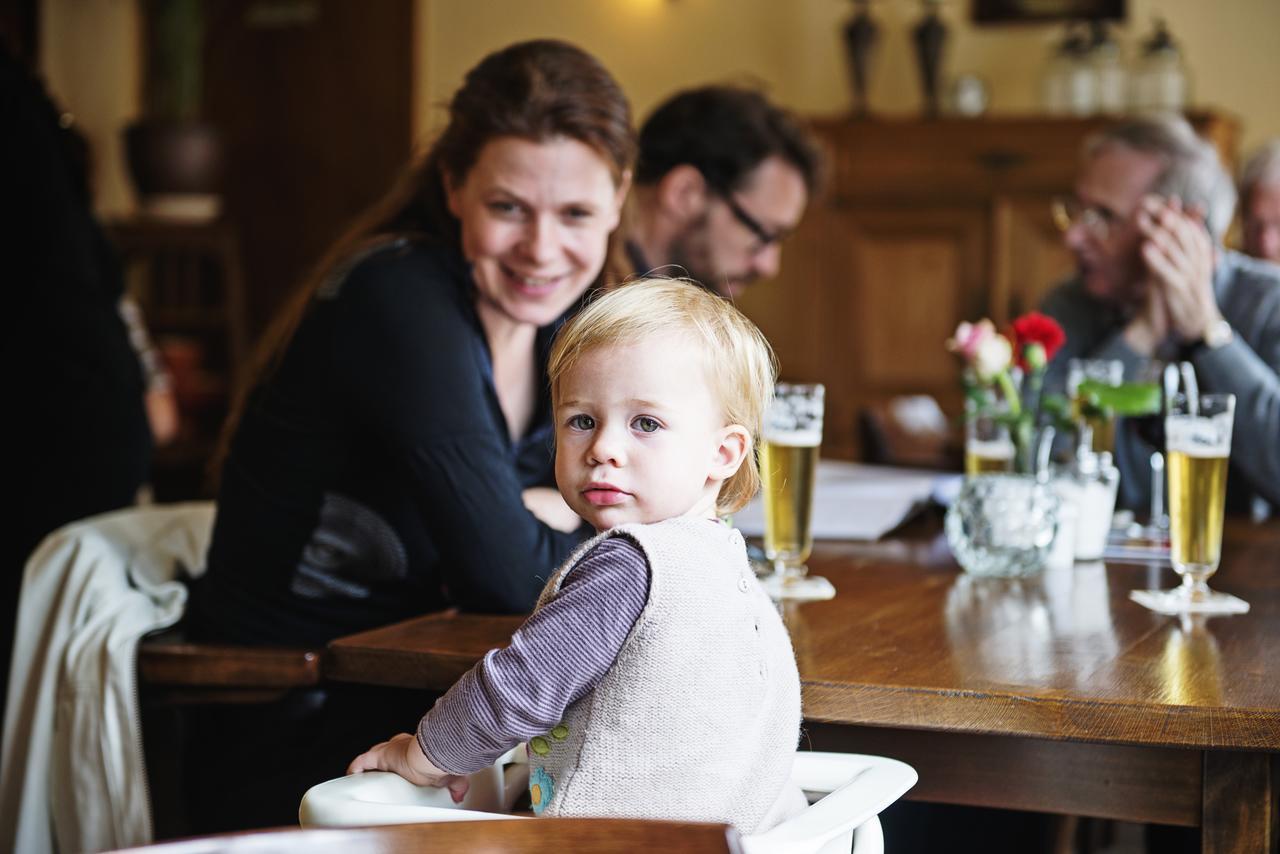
[213,39,635,474]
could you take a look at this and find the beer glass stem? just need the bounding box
[1178,573,1212,603]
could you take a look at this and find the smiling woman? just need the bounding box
[190,39,635,648]
[178,38,633,832]
[446,137,626,331]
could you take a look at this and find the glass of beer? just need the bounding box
[1068,358,1124,456]
[964,400,1014,476]
[760,383,833,601]
[1131,393,1249,615]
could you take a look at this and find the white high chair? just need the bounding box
[300,748,917,854]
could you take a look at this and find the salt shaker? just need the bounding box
[1071,431,1120,562]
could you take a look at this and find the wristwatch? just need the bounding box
[1184,318,1234,359]
[1202,318,1235,350]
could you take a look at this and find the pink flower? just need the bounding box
[947,319,1012,382]
[946,320,995,361]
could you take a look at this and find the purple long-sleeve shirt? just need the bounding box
[417,536,649,774]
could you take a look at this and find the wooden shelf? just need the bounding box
[108,216,247,500]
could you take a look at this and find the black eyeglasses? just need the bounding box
[716,190,791,250]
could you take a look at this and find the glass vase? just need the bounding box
[945,473,1061,578]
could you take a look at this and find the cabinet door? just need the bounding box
[738,206,987,460]
[204,0,413,337]
[991,194,1077,325]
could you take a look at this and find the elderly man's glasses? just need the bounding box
[717,190,791,251]
[1051,197,1118,239]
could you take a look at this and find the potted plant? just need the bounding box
[124,0,223,220]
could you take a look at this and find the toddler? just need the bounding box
[349,277,805,831]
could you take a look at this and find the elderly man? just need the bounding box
[626,85,823,298]
[1041,115,1280,512]
[1241,140,1280,264]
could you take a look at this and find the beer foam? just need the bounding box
[1166,414,1232,457]
[966,438,1015,459]
[764,428,822,447]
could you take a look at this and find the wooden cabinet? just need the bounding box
[736,113,1238,460]
[108,217,248,499]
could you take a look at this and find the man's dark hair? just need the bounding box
[636,85,823,195]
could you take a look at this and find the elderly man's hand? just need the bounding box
[1123,278,1170,357]
[1136,195,1222,344]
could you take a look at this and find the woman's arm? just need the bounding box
[335,249,584,611]
[522,487,582,533]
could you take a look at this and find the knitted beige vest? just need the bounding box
[527,516,804,833]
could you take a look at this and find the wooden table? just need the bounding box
[327,513,1280,853]
[116,818,741,853]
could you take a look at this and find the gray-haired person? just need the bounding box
[1241,140,1280,264]
[1040,114,1280,513]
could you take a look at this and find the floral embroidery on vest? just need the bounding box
[529,766,555,815]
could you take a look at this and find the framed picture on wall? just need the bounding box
[972,0,1125,24]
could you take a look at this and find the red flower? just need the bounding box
[1007,312,1066,371]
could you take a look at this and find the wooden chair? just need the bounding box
[858,396,962,471]
[138,632,325,840]
[109,819,744,853]
[138,630,323,705]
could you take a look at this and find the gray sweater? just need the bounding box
[1041,250,1280,513]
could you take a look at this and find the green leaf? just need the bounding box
[964,385,991,407]
[1077,380,1161,416]
[1040,393,1073,428]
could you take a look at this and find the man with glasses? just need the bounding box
[1041,115,1280,512]
[626,85,822,299]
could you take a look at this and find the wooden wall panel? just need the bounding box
[853,212,985,388]
[740,206,986,460]
[992,194,1076,325]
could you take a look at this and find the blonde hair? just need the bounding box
[548,277,777,516]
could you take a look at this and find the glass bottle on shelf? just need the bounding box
[1087,21,1127,116]
[1132,18,1189,113]
[1041,24,1093,116]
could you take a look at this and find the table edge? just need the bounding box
[803,679,1280,751]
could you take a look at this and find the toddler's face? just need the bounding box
[554,334,746,531]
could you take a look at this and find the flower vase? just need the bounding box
[945,473,1061,578]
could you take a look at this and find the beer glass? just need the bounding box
[760,383,833,601]
[1131,393,1249,615]
[1067,357,1123,455]
[964,400,1014,476]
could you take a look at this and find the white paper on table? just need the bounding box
[732,460,941,542]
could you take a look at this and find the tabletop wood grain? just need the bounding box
[328,513,1280,752]
[792,515,1280,750]
[111,818,743,853]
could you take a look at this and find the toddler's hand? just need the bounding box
[347,732,470,803]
